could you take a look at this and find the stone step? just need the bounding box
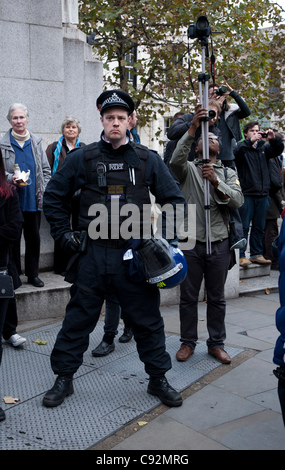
[15,272,70,324]
[15,272,187,323]
[239,262,271,280]
[14,266,280,324]
[239,268,279,296]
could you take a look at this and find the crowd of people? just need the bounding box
[0,85,285,425]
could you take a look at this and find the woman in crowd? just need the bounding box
[0,103,51,287]
[46,116,85,274]
[0,149,24,421]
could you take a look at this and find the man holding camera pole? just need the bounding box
[170,105,244,364]
[209,81,251,168]
[234,121,284,268]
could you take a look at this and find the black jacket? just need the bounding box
[234,136,284,196]
[43,137,186,242]
[166,113,222,161]
[218,90,251,161]
[0,189,23,288]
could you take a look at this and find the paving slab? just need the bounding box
[112,414,229,451]
[7,290,285,451]
[203,409,285,450]
[0,320,243,450]
[165,385,264,431]
[211,357,276,398]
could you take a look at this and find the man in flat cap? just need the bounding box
[42,90,186,409]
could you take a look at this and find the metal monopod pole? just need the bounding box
[198,46,212,255]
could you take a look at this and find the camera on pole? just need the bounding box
[188,16,212,43]
[188,15,213,255]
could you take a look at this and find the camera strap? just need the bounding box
[187,41,198,100]
[210,37,216,85]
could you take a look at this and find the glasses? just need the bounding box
[208,135,218,140]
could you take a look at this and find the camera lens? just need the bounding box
[208,109,216,119]
[196,16,211,37]
[216,86,228,96]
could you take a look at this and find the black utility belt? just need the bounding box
[91,238,127,249]
[196,238,228,245]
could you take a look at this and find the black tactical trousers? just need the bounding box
[50,242,171,378]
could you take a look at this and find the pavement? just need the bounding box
[5,283,284,451]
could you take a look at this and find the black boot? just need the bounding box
[119,327,133,343]
[92,339,115,357]
[42,376,74,407]
[147,376,182,407]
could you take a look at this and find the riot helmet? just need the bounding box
[136,237,187,289]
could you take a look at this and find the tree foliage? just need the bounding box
[79,0,285,129]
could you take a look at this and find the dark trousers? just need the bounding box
[2,297,18,340]
[53,239,70,274]
[103,294,131,342]
[263,218,279,266]
[0,298,9,365]
[239,195,270,258]
[278,380,285,426]
[50,243,171,378]
[13,211,41,277]
[179,239,230,350]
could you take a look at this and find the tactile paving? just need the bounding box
[0,321,243,450]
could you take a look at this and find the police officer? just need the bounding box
[42,90,185,408]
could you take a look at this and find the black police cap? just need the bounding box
[96,90,135,115]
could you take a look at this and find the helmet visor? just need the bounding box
[136,238,174,280]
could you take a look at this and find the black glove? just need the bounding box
[60,231,81,255]
[273,367,285,383]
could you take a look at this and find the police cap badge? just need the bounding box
[96,90,135,115]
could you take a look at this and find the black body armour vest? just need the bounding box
[78,141,152,239]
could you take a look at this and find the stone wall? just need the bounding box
[0,0,103,271]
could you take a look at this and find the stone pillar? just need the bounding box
[62,0,79,25]
[0,0,103,272]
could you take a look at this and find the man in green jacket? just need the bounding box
[170,105,244,365]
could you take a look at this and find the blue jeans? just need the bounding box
[238,195,270,258]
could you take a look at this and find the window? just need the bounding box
[125,46,137,88]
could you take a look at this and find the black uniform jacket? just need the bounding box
[43,137,186,243]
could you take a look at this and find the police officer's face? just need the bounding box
[101,107,129,148]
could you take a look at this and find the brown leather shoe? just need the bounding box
[208,347,231,364]
[249,256,272,265]
[239,257,251,267]
[176,343,194,362]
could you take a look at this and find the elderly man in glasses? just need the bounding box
[170,105,244,365]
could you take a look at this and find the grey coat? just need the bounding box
[0,129,51,210]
